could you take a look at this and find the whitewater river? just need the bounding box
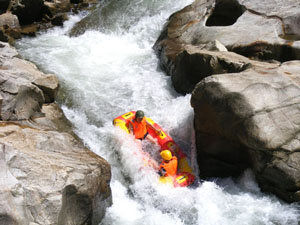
[16,0,300,224]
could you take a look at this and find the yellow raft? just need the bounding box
[113,111,195,187]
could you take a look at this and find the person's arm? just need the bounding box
[146,120,162,135]
[128,121,134,134]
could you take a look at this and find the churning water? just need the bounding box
[16,0,300,224]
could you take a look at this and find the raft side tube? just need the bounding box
[178,157,193,174]
[159,172,195,187]
[113,119,130,133]
[173,172,195,187]
[146,118,172,147]
[113,111,136,133]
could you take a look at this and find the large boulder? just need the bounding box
[0,42,59,120]
[153,0,300,94]
[191,61,300,202]
[0,12,21,43]
[167,44,277,94]
[0,42,112,224]
[0,12,20,28]
[69,0,155,37]
[0,109,112,225]
[153,0,300,202]
[68,0,125,37]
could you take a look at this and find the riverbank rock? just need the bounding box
[0,42,59,120]
[164,44,279,94]
[154,0,300,202]
[154,0,300,94]
[0,0,99,41]
[68,0,123,37]
[190,62,300,202]
[0,42,112,224]
[0,12,19,28]
[0,119,112,225]
[0,12,21,43]
[69,0,151,37]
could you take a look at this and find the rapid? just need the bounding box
[16,0,300,224]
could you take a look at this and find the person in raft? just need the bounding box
[128,110,162,140]
[158,150,178,177]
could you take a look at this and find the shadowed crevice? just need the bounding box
[206,0,246,26]
[58,185,92,225]
[0,214,17,225]
[229,42,300,63]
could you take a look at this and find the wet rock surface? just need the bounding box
[0,42,58,120]
[191,62,300,202]
[0,121,112,225]
[154,0,300,202]
[154,0,300,93]
[0,0,98,43]
[0,42,112,224]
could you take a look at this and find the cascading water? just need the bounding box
[16,0,300,224]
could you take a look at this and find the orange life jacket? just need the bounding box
[128,117,148,139]
[159,156,178,176]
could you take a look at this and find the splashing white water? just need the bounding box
[16,0,300,224]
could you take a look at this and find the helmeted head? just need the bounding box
[135,110,145,120]
[160,150,172,161]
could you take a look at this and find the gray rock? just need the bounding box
[169,44,258,94]
[154,0,300,93]
[69,0,158,37]
[14,84,45,120]
[43,0,71,16]
[191,61,300,202]
[0,42,113,223]
[30,103,75,134]
[154,0,300,202]
[0,40,18,57]
[0,42,59,120]
[177,0,300,48]
[206,40,228,52]
[0,119,112,225]
[68,0,126,37]
[0,12,22,43]
[0,12,20,28]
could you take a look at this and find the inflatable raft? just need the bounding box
[113,111,195,187]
